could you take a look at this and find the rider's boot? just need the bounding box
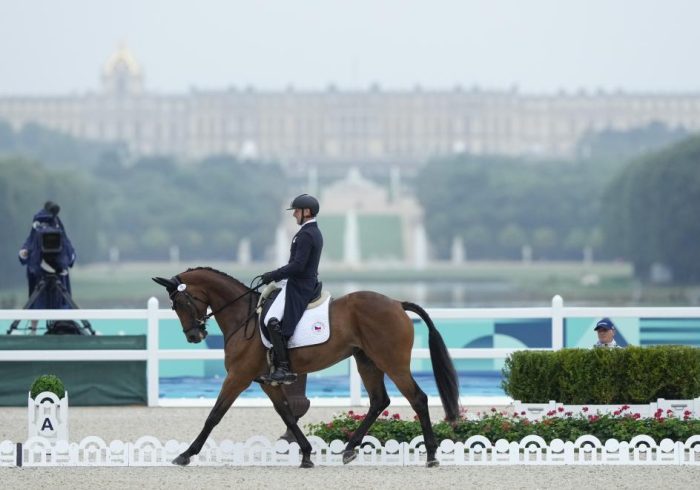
[260,318,298,385]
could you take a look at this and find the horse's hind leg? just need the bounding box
[261,384,315,468]
[385,371,439,467]
[342,349,391,464]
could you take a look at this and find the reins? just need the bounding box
[170,273,264,346]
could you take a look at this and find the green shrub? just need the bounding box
[501,351,560,402]
[502,346,700,404]
[306,408,700,444]
[30,374,66,399]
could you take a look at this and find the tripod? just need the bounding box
[6,273,94,335]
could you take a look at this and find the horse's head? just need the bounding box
[152,275,210,343]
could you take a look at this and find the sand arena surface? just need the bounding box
[2,405,700,489]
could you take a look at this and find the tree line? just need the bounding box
[0,147,286,287]
[1,119,698,286]
[415,134,700,284]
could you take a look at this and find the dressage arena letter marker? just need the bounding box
[40,417,55,434]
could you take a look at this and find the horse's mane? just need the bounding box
[184,266,251,291]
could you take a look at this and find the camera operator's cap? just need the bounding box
[594,318,616,331]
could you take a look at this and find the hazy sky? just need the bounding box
[1,0,698,95]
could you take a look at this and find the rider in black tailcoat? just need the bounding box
[259,194,323,384]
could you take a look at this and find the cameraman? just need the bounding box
[18,201,76,332]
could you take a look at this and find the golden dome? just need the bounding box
[103,44,142,76]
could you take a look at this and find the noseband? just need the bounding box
[168,276,210,338]
[167,274,260,339]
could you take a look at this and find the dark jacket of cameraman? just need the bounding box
[19,209,76,308]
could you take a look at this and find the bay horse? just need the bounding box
[152,267,460,468]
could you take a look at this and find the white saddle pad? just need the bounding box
[260,294,332,349]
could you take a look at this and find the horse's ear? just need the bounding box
[152,276,176,291]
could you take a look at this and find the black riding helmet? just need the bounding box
[287,194,320,216]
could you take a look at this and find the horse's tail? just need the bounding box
[402,301,460,422]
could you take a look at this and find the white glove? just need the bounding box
[19,249,29,259]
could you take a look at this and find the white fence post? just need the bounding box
[147,297,160,407]
[551,295,564,350]
[349,356,362,406]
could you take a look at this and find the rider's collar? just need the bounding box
[300,218,316,228]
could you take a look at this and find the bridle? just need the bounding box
[167,275,262,341]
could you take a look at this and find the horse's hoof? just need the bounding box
[342,450,357,464]
[426,459,440,468]
[172,454,191,466]
[300,459,314,469]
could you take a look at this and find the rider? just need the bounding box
[259,194,323,384]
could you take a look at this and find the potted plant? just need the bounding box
[27,374,69,442]
[30,374,66,400]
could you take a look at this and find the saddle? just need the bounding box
[256,281,325,324]
[256,281,331,347]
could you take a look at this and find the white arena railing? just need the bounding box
[2,295,700,408]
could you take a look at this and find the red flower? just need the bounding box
[546,410,556,416]
[582,407,589,412]
[565,411,573,417]
[613,410,621,416]
[520,411,526,416]
[348,410,354,415]
[557,406,564,413]
[392,413,401,420]
[621,404,630,411]
[684,410,692,416]
[491,407,497,412]
[382,410,389,417]
[633,413,641,420]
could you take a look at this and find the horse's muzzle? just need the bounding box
[186,329,208,343]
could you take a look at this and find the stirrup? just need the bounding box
[258,367,298,386]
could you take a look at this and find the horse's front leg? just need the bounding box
[173,373,251,466]
[261,383,314,468]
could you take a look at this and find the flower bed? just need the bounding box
[306,406,700,444]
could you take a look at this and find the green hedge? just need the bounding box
[501,346,700,404]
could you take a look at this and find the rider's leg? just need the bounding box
[260,318,297,385]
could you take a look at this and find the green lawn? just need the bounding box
[2,259,698,308]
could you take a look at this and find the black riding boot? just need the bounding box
[260,319,298,385]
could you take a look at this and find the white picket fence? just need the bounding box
[2,295,700,407]
[2,434,700,466]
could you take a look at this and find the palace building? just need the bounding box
[1,46,700,167]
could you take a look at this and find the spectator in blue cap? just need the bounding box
[593,318,621,348]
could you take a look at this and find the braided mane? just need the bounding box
[184,266,250,290]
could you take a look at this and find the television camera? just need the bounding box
[6,203,94,335]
